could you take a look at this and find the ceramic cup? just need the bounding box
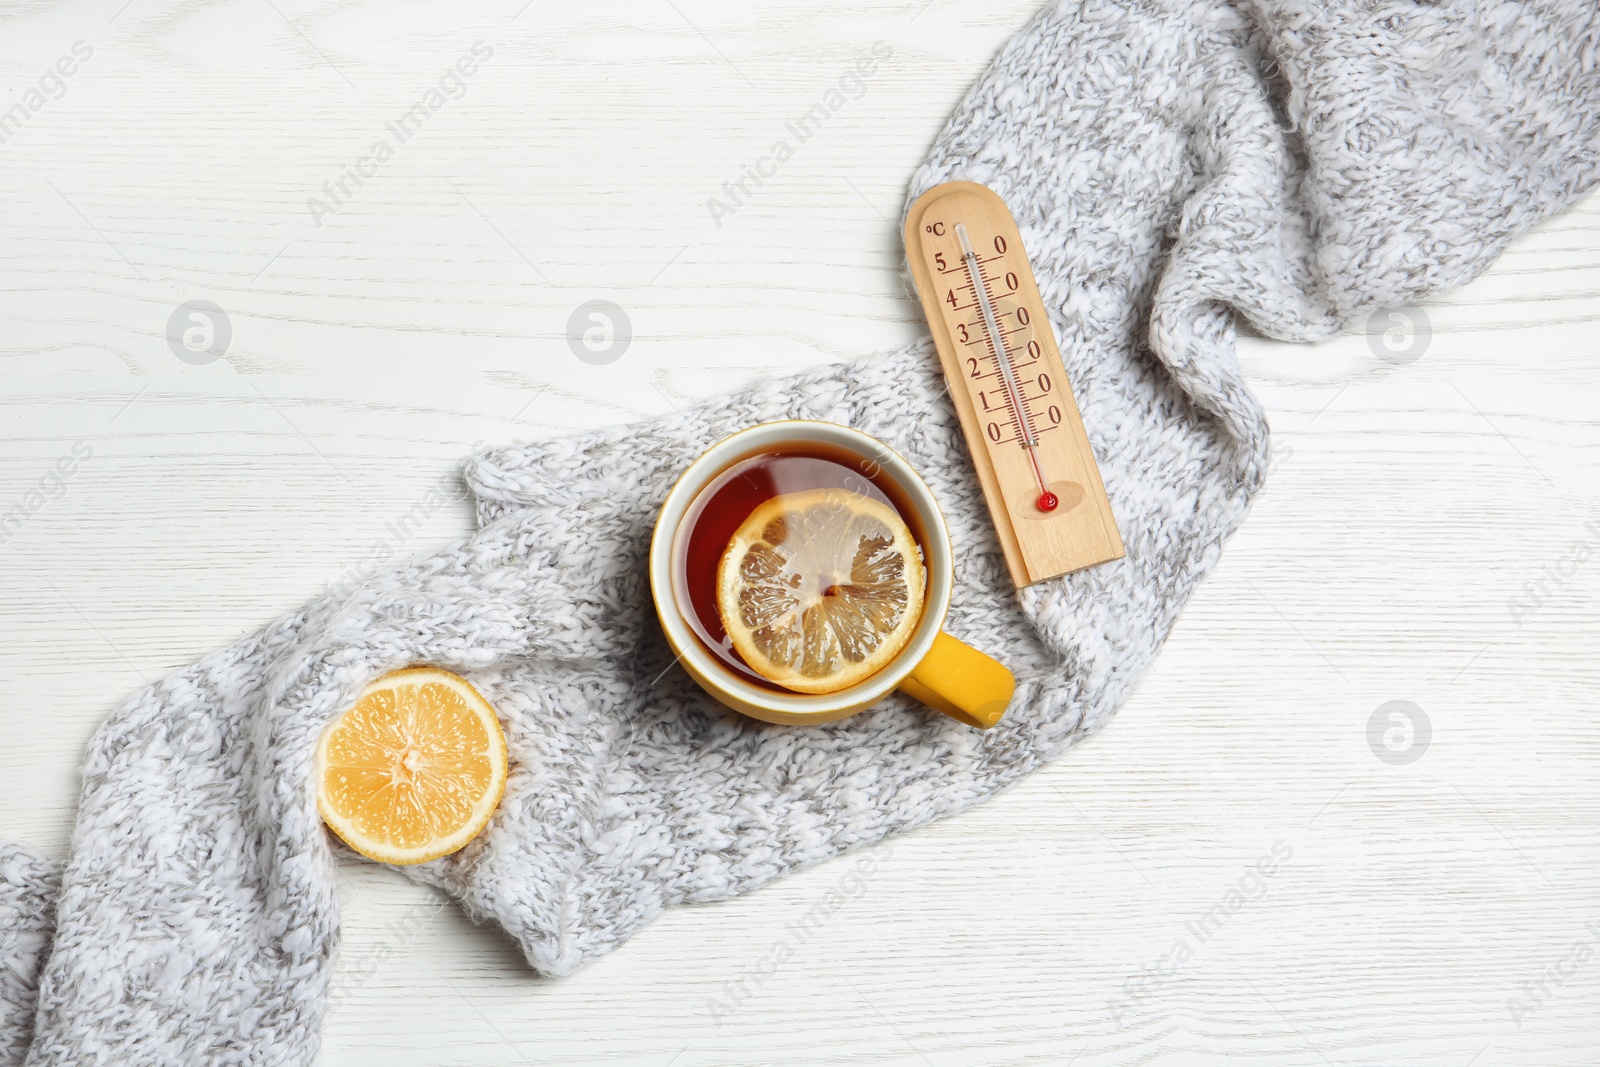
[648,420,1014,728]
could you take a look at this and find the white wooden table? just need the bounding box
[3,2,1597,1063]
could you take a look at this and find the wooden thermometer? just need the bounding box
[904,181,1123,587]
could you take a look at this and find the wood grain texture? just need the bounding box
[1,1,1597,1064]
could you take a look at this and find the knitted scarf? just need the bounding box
[3,1,1596,1062]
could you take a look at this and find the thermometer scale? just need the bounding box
[904,181,1123,587]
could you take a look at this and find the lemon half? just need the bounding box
[315,667,507,865]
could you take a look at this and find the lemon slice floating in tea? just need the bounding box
[715,487,926,694]
[315,667,507,865]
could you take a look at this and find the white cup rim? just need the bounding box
[648,420,954,722]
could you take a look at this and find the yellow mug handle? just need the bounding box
[898,631,1015,729]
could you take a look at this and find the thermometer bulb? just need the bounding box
[1037,491,1059,512]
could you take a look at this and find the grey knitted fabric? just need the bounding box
[0,849,57,1067]
[4,0,1597,1062]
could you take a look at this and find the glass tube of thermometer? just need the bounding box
[954,222,1058,513]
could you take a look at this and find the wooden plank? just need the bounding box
[0,3,1597,1064]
